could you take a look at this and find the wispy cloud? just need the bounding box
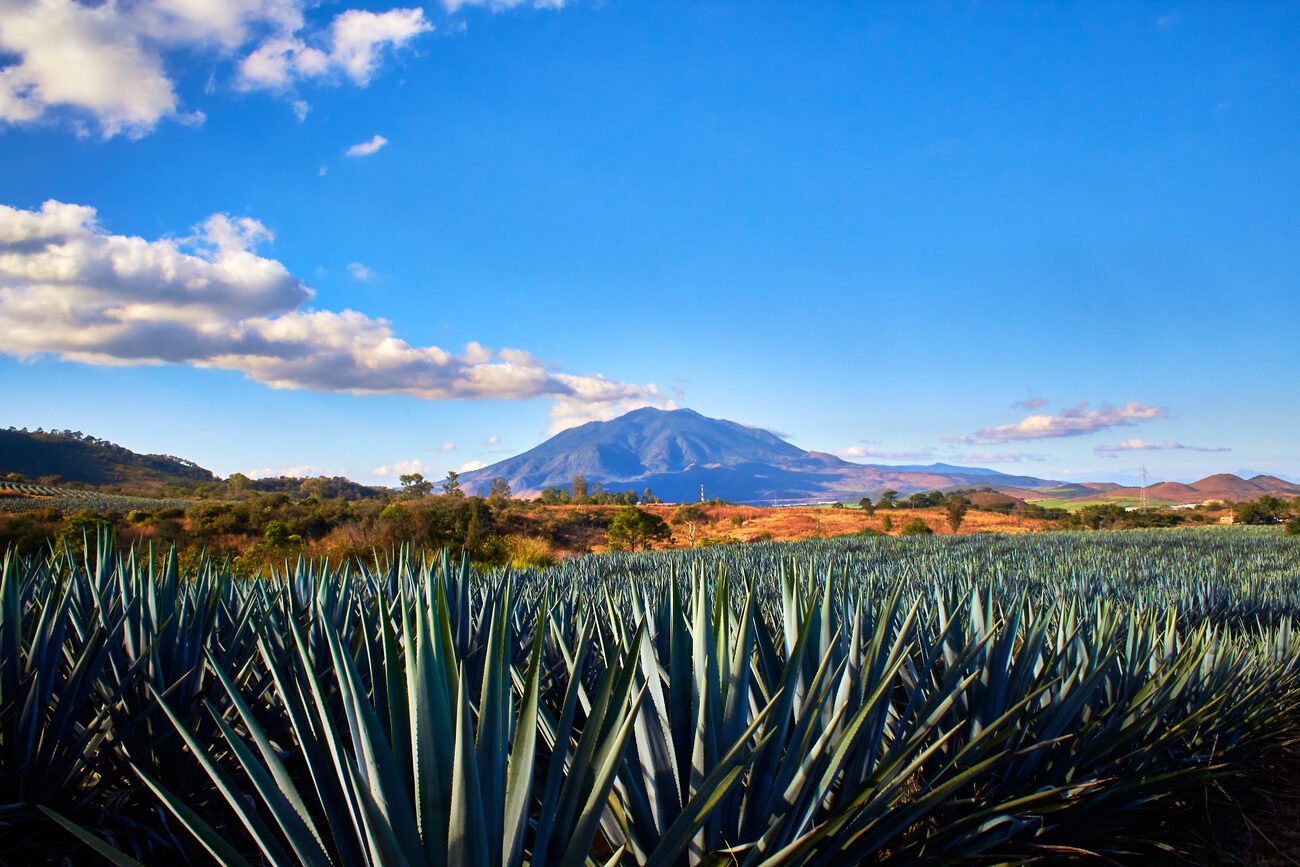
[245,464,325,479]
[955,451,1049,464]
[442,0,568,13]
[0,2,430,137]
[837,446,936,461]
[347,262,374,281]
[948,402,1165,444]
[1011,396,1048,411]
[458,460,487,472]
[0,199,671,427]
[1095,439,1230,458]
[345,134,387,157]
[484,435,500,445]
[439,442,456,452]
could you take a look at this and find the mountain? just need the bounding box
[0,428,217,489]
[457,408,1064,503]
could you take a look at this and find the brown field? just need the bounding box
[613,504,1054,552]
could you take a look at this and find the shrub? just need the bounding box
[509,535,556,569]
[900,517,934,536]
[1286,518,1300,537]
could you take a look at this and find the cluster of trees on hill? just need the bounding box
[529,474,662,506]
[0,490,614,571]
[1233,496,1300,527]
[855,490,974,532]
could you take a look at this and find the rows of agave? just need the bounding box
[2,529,1300,864]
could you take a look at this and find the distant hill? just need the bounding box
[458,408,1064,503]
[1017,472,1300,507]
[0,428,217,489]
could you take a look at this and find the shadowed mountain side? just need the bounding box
[458,408,1063,503]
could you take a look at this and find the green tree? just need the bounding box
[488,477,512,502]
[881,514,893,533]
[400,472,434,497]
[442,471,464,497]
[572,474,589,503]
[539,487,570,504]
[1234,501,1274,525]
[945,496,970,533]
[606,506,671,552]
[264,519,290,548]
[879,490,898,508]
[858,497,874,515]
[1286,518,1300,536]
[900,517,934,536]
[671,503,710,546]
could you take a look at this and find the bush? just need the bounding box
[899,517,934,536]
[509,536,556,569]
[1286,518,1300,537]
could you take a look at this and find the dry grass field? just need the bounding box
[626,504,1055,550]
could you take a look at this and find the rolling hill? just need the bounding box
[457,408,1064,503]
[0,428,217,489]
[1013,472,1300,508]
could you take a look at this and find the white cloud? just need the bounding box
[1011,396,1048,411]
[484,435,500,445]
[329,9,429,84]
[347,261,373,281]
[0,199,667,420]
[545,379,675,435]
[458,460,487,472]
[292,99,310,121]
[0,1,429,137]
[239,8,429,90]
[948,402,1165,445]
[345,134,387,157]
[1095,439,1230,458]
[372,458,430,477]
[440,442,456,452]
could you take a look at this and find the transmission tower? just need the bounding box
[1139,463,1148,511]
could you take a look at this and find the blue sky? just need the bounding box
[1,1,1296,486]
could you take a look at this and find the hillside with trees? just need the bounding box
[1,427,216,489]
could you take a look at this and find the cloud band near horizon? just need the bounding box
[0,199,671,431]
[948,401,1165,444]
[1095,439,1230,458]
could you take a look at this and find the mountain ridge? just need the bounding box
[458,408,1065,503]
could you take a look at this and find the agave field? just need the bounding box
[3,530,1300,864]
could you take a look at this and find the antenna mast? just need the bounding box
[700,483,705,504]
[1139,463,1148,511]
